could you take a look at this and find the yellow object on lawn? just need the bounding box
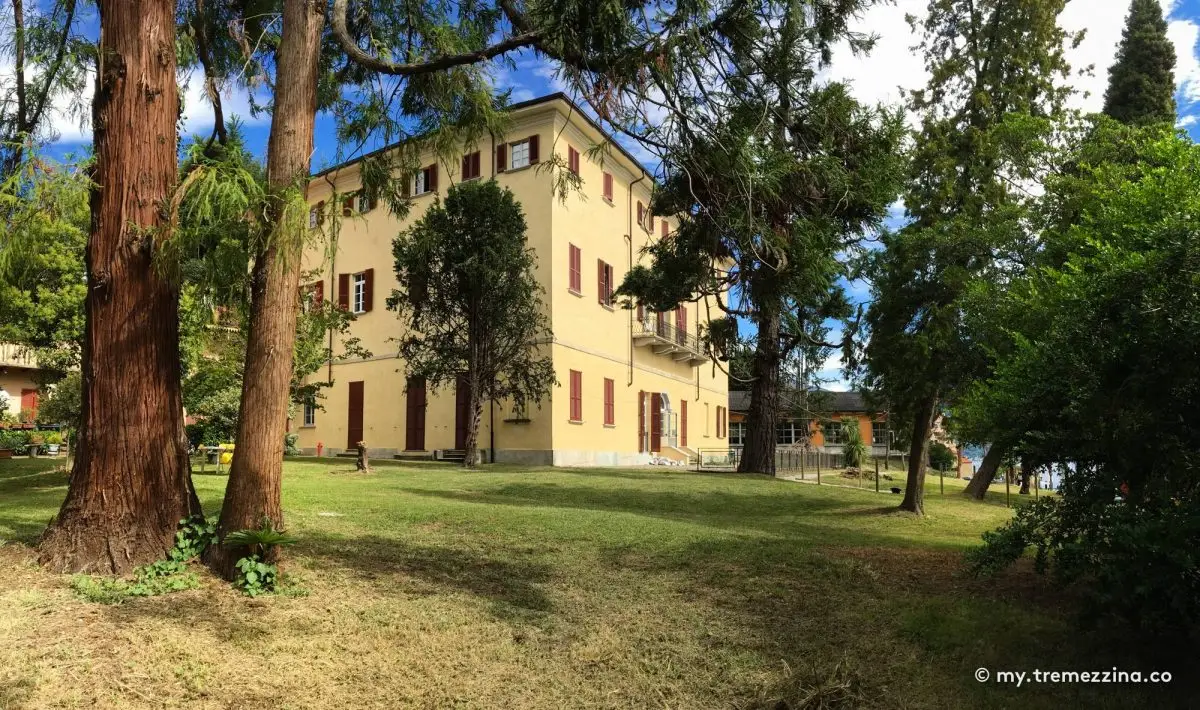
[219,443,235,465]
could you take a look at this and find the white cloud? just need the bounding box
[829,0,1200,117]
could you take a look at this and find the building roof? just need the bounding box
[728,389,881,415]
[310,92,655,183]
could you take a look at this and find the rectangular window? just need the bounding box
[461,151,482,180]
[302,280,324,312]
[661,220,669,238]
[567,146,580,175]
[308,206,319,229]
[603,172,613,201]
[510,139,532,169]
[603,378,615,426]
[303,401,316,427]
[568,244,582,293]
[415,164,438,195]
[776,422,796,445]
[730,421,745,447]
[597,260,613,306]
[717,406,725,438]
[872,420,889,446]
[823,420,844,445]
[680,400,687,447]
[352,273,366,313]
[356,191,372,213]
[569,370,583,422]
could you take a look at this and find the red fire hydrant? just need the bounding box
[316,442,324,457]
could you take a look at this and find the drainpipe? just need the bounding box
[628,170,646,387]
[490,398,496,463]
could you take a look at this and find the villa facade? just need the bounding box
[290,94,729,466]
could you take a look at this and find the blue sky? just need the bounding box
[14,0,1200,389]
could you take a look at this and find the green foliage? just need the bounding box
[863,0,1078,509]
[0,429,30,452]
[69,516,215,605]
[1103,0,1177,126]
[233,555,279,597]
[284,432,300,456]
[964,127,1200,638]
[35,371,80,429]
[388,179,556,462]
[224,519,297,597]
[928,442,956,472]
[840,418,869,469]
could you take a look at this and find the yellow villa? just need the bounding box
[289,93,730,466]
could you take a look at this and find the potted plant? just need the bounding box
[44,431,62,456]
[28,432,44,458]
[0,431,15,460]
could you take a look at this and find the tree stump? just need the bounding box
[355,441,370,472]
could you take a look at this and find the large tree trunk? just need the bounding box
[1018,456,1031,495]
[963,442,1006,500]
[898,392,938,515]
[463,379,484,469]
[738,309,782,474]
[38,0,199,574]
[206,0,324,578]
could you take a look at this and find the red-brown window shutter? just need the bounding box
[568,146,579,175]
[605,264,614,305]
[638,391,645,452]
[363,268,374,312]
[343,194,354,217]
[314,280,324,305]
[429,164,439,192]
[637,304,644,321]
[604,378,614,426]
[597,259,605,305]
[369,193,379,210]
[569,370,582,422]
[317,200,326,224]
[338,273,350,310]
[661,220,669,238]
[681,400,687,447]
[568,244,581,292]
[637,201,643,227]
[529,134,540,163]
[496,143,506,172]
[472,151,481,178]
[461,154,471,179]
[603,172,613,200]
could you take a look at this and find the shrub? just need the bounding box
[284,432,300,456]
[928,441,957,472]
[841,418,868,469]
[69,516,217,605]
[224,518,298,597]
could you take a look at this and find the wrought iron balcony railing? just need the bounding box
[631,316,708,365]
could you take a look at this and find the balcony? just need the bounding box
[0,343,38,370]
[632,315,708,366]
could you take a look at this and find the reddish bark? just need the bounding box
[898,392,939,515]
[38,0,199,574]
[206,0,324,577]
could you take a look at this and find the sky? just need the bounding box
[9,0,1200,390]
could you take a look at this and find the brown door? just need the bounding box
[454,375,469,450]
[347,381,364,450]
[20,389,37,419]
[638,391,646,452]
[405,377,426,450]
[650,393,662,452]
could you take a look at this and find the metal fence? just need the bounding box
[695,446,846,473]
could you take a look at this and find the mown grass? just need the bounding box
[0,456,1192,709]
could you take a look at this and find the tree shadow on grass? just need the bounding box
[399,482,922,543]
[298,532,555,621]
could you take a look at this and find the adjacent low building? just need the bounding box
[728,389,900,456]
[0,343,42,422]
[290,93,730,465]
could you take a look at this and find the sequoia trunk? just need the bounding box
[898,392,938,515]
[38,0,199,574]
[963,442,1006,500]
[207,0,324,577]
[738,309,781,475]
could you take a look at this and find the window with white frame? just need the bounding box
[730,421,745,447]
[353,273,367,313]
[872,420,889,446]
[510,139,531,169]
[776,421,798,445]
[308,207,319,229]
[823,420,844,445]
[303,401,316,426]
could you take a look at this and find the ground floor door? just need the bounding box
[454,375,469,450]
[346,381,364,450]
[405,377,426,451]
[20,389,37,419]
[650,393,662,453]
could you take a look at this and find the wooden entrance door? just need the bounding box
[650,393,663,452]
[346,381,364,450]
[19,389,37,419]
[454,375,469,450]
[405,377,426,451]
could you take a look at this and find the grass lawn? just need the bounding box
[0,456,1191,709]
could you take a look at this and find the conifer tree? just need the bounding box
[1103,0,1177,126]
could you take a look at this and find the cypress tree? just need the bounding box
[1103,0,1177,126]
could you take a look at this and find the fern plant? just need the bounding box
[223,518,297,596]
